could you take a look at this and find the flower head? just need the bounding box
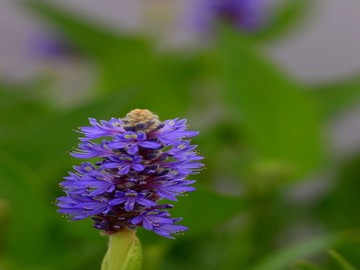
[57,109,204,238]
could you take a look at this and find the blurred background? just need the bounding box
[1,0,360,269]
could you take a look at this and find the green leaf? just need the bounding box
[328,249,356,270]
[218,27,323,177]
[310,77,360,120]
[252,234,341,270]
[102,230,142,270]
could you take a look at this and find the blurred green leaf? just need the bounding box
[0,149,51,267]
[253,0,311,42]
[292,260,326,270]
[252,233,343,270]
[171,187,246,236]
[328,249,356,270]
[316,153,360,230]
[0,81,54,141]
[310,77,360,120]
[218,27,323,177]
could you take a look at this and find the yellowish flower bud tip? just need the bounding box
[124,109,161,133]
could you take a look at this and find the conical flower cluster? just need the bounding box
[57,109,204,238]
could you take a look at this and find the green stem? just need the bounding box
[101,229,142,270]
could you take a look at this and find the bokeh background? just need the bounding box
[1,0,360,269]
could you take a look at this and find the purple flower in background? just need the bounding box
[57,109,204,238]
[188,0,265,33]
[30,30,78,59]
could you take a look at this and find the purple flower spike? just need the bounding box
[57,109,204,238]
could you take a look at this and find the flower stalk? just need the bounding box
[101,229,142,270]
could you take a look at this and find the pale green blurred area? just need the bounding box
[1,1,360,270]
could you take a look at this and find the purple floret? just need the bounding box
[108,132,161,155]
[109,190,157,211]
[57,109,204,238]
[131,210,188,239]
